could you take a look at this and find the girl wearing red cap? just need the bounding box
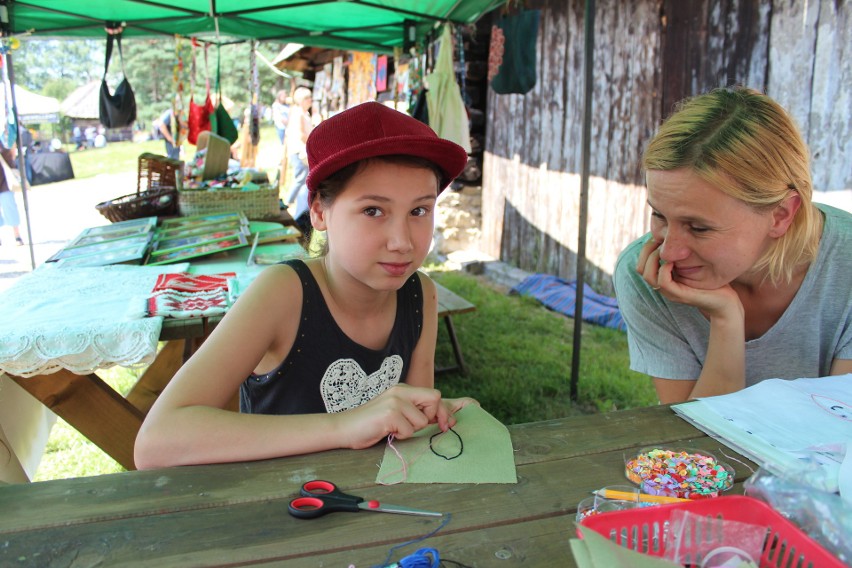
[136,103,476,468]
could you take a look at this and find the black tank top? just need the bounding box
[240,259,424,415]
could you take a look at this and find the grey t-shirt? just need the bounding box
[613,203,852,386]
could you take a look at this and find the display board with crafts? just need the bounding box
[45,217,156,267]
[146,212,251,265]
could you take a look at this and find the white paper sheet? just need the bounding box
[673,374,852,499]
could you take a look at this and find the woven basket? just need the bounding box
[95,186,178,222]
[178,186,280,219]
[95,153,183,223]
[138,153,183,192]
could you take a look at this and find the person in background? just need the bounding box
[285,86,315,230]
[271,89,289,145]
[84,125,96,149]
[0,146,24,246]
[134,102,475,468]
[614,86,852,404]
[72,125,85,151]
[154,107,181,160]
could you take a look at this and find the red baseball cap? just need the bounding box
[306,102,468,203]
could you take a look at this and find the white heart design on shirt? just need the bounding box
[320,356,403,413]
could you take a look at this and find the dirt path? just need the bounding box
[0,171,138,291]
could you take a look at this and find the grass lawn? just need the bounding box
[30,127,656,482]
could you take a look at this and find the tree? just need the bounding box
[13,39,100,89]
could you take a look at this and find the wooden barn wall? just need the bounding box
[481,0,852,295]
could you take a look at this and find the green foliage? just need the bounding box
[430,271,657,423]
[41,78,78,102]
[13,39,101,88]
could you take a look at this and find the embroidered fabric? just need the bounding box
[0,263,188,378]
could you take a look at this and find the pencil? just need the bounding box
[594,489,690,504]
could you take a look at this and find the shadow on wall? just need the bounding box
[500,199,616,296]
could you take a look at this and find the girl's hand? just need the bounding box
[439,397,480,430]
[336,385,448,450]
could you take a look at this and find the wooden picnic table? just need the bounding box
[0,404,757,567]
[5,262,476,471]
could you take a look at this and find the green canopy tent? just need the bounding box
[4,0,504,51]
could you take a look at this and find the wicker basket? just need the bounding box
[95,186,178,222]
[95,153,183,222]
[138,153,183,192]
[178,186,281,219]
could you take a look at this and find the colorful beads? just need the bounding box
[624,448,733,499]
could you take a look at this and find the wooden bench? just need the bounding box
[434,281,476,376]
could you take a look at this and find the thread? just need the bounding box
[378,428,464,485]
[374,514,452,568]
[429,427,463,460]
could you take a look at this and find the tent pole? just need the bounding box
[0,5,36,269]
[570,0,595,401]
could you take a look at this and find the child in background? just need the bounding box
[135,102,475,468]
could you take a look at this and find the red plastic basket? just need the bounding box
[578,495,843,567]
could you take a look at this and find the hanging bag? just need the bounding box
[489,5,541,95]
[208,47,238,144]
[99,33,137,128]
[187,41,214,145]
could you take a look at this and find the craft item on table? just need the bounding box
[226,273,260,305]
[0,264,188,377]
[673,374,852,499]
[248,221,301,245]
[571,525,682,568]
[511,274,625,331]
[48,217,157,267]
[250,242,308,266]
[145,272,235,318]
[159,211,247,230]
[146,233,248,266]
[151,229,245,256]
[245,232,261,266]
[624,447,733,499]
[376,404,517,484]
[594,488,689,504]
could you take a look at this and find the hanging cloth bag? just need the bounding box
[489,6,541,95]
[187,41,214,145]
[99,33,137,128]
[208,47,238,144]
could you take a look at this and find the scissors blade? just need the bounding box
[357,500,443,517]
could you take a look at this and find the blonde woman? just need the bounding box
[614,87,852,403]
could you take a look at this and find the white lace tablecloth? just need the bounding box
[0,263,188,378]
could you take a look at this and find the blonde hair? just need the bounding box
[643,86,821,286]
[293,87,312,104]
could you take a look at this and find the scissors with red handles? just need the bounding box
[288,480,442,519]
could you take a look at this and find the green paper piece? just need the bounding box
[376,405,517,484]
[570,525,682,568]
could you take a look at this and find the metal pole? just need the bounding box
[570,0,595,401]
[0,3,36,269]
